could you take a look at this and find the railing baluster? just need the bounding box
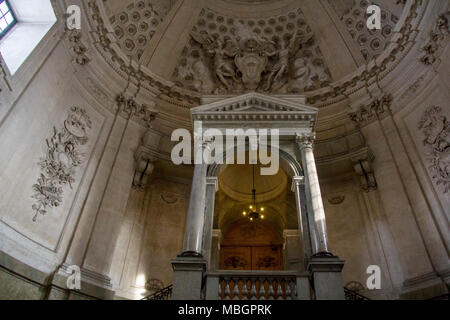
[212,273,310,301]
[285,279,292,300]
[268,277,274,300]
[232,278,239,300]
[291,279,297,300]
[276,280,283,300]
[242,278,248,299]
[260,277,266,300]
[219,279,223,300]
[250,278,257,300]
[224,277,231,300]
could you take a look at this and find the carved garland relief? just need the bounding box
[31,107,92,222]
[420,12,450,66]
[418,106,449,193]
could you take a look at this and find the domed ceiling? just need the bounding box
[103,0,406,96]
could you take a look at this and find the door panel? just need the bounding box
[220,246,251,270]
[252,246,282,270]
[220,246,283,270]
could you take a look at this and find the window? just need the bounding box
[0,0,56,75]
[0,0,16,39]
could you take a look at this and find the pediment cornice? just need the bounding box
[190,93,317,129]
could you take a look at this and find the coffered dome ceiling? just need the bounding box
[102,0,406,97]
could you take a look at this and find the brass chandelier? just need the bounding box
[242,164,265,221]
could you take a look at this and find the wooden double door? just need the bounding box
[219,219,284,271]
[220,245,283,270]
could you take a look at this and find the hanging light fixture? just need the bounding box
[242,164,265,221]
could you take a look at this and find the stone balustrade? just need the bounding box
[205,271,310,300]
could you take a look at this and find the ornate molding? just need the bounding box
[420,12,450,66]
[115,93,158,126]
[418,106,449,193]
[32,107,92,222]
[191,93,318,133]
[349,94,393,127]
[295,133,315,150]
[67,30,90,66]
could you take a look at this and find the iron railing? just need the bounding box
[142,282,370,300]
[344,288,370,300]
[142,285,173,300]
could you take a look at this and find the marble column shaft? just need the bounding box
[183,162,208,255]
[202,177,218,268]
[292,176,312,262]
[296,134,330,254]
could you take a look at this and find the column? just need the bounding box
[202,177,218,268]
[181,161,208,256]
[172,139,211,299]
[291,176,312,265]
[295,133,330,255]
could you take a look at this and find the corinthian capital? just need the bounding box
[295,133,316,150]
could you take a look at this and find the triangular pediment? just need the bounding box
[190,93,318,130]
[191,93,317,116]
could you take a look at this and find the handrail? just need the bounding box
[144,281,370,300]
[142,284,173,300]
[344,288,370,300]
[207,270,308,277]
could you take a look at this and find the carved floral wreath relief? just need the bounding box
[418,106,450,194]
[31,107,92,222]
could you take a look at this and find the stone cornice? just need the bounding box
[348,94,393,128]
[191,92,317,128]
[115,93,159,127]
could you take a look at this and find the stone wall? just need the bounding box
[110,176,190,300]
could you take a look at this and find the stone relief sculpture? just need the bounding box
[189,32,238,90]
[264,31,312,91]
[31,107,92,222]
[191,60,216,93]
[420,12,449,66]
[418,106,449,193]
[172,8,331,94]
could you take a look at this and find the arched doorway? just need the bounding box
[212,162,300,271]
[220,219,283,270]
